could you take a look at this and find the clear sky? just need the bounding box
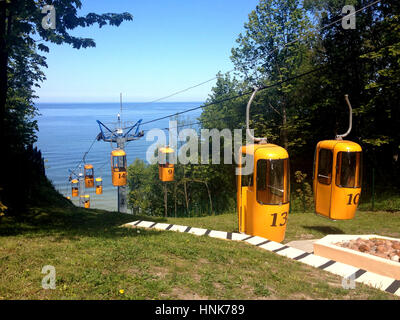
[36,0,260,103]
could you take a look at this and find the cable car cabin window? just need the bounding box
[159,152,174,168]
[112,156,126,171]
[336,152,362,188]
[256,159,289,205]
[312,146,317,180]
[240,153,254,175]
[239,153,254,187]
[318,149,333,185]
[85,168,94,177]
[241,173,253,187]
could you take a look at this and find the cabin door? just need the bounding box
[315,148,333,217]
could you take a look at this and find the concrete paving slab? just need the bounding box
[286,239,318,253]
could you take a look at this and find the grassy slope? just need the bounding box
[0,205,398,300]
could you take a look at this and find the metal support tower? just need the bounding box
[78,170,84,207]
[96,94,144,213]
[116,138,127,213]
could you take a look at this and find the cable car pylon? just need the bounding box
[96,93,144,213]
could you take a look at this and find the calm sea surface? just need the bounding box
[35,102,203,211]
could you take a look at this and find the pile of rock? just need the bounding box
[334,237,400,262]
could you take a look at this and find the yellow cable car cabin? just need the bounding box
[237,87,290,243]
[313,95,362,220]
[158,146,174,182]
[95,177,103,194]
[71,179,79,197]
[313,140,362,220]
[237,144,290,243]
[80,194,90,208]
[84,194,90,208]
[84,164,94,188]
[111,149,127,186]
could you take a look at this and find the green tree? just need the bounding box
[231,0,313,150]
[0,0,133,210]
[359,1,400,184]
[0,0,132,145]
[303,0,400,190]
[128,159,163,216]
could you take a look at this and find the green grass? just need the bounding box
[164,210,400,243]
[0,205,399,300]
[358,193,400,212]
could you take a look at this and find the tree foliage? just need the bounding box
[0,0,133,211]
[128,0,400,216]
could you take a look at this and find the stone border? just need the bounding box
[124,220,400,297]
[314,234,400,280]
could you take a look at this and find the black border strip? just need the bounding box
[184,226,192,233]
[318,260,336,269]
[149,222,157,228]
[385,280,400,294]
[273,245,289,253]
[351,269,367,280]
[242,236,254,241]
[256,240,271,247]
[293,252,311,260]
[204,229,211,236]
[165,224,173,230]
[133,220,142,226]
[227,232,232,240]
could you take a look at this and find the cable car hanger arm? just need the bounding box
[246,87,268,144]
[335,94,352,140]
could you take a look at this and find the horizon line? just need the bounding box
[35,100,206,104]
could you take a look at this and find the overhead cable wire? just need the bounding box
[67,0,384,178]
[69,135,98,178]
[133,0,383,129]
[142,77,220,105]
[135,0,382,106]
[140,66,325,128]
[142,38,398,132]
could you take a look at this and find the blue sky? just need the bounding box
[36,0,260,103]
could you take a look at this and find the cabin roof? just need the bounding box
[239,143,289,159]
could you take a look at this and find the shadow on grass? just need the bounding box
[0,205,168,240]
[302,225,345,235]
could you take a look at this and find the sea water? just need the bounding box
[35,102,202,211]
